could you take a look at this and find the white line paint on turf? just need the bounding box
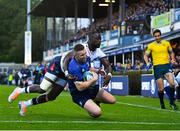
[116,101,180,113]
[0,120,180,125]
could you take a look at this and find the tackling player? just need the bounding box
[8,55,69,116]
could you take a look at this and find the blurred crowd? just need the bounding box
[125,0,170,21]
[62,0,172,45]
[111,59,146,72]
[0,62,47,87]
[111,41,180,72]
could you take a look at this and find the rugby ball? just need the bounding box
[83,71,93,81]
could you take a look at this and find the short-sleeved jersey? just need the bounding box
[47,56,66,80]
[68,57,91,93]
[146,40,172,66]
[82,44,106,69]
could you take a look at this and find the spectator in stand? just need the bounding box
[18,64,31,88]
[133,60,142,70]
[14,72,19,86]
[114,62,123,71]
[8,73,13,86]
[126,63,132,70]
[33,62,45,84]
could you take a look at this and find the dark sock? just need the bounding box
[25,86,28,93]
[158,91,164,105]
[169,88,175,105]
[164,86,171,101]
[176,86,180,100]
[32,94,48,105]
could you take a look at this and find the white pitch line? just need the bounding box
[116,101,180,113]
[0,120,179,125]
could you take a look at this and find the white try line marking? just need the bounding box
[0,120,179,125]
[116,101,180,113]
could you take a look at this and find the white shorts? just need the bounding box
[40,72,67,92]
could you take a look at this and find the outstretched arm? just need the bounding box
[101,57,112,86]
[101,57,112,74]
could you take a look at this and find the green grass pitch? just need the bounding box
[0,85,180,130]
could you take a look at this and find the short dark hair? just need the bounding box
[153,29,161,36]
[74,44,84,52]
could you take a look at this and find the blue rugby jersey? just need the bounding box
[68,57,91,93]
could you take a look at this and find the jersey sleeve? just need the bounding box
[145,44,152,55]
[97,48,106,59]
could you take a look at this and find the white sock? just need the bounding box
[20,86,30,93]
[19,88,26,93]
[24,99,33,107]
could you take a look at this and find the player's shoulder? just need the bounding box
[149,41,156,45]
[161,40,170,45]
[68,58,79,72]
[147,42,155,48]
[94,48,104,54]
[96,48,103,51]
[69,58,76,65]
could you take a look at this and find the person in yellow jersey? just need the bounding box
[8,73,13,86]
[144,29,178,110]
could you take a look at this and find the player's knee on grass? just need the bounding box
[104,95,116,104]
[84,99,102,118]
[109,96,116,104]
[106,92,116,104]
[89,108,101,118]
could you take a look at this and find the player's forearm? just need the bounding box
[75,79,96,91]
[101,58,112,74]
[144,54,149,64]
[106,65,112,74]
[170,52,176,61]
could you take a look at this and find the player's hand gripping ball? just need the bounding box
[83,71,96,87]
[83,71,94,81]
